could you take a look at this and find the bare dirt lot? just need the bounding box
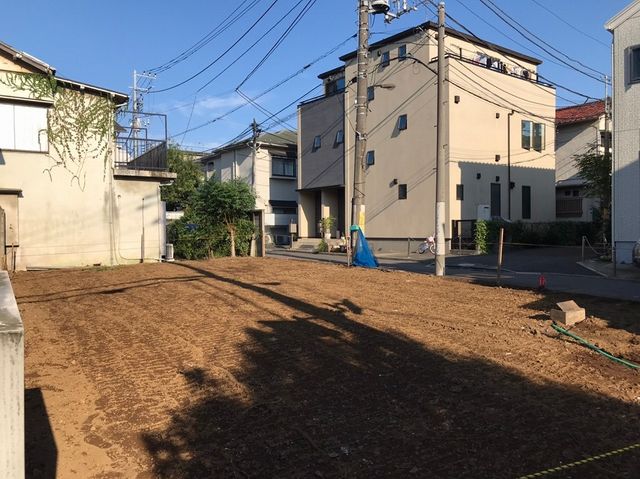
[13,257,640,478]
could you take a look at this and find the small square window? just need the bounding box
[335,129,344,145]
[572,189,580,197]
[367,86,375,102]
[564,190,571,196]
[313,135,321,150]
[631,46,640,83]
[456,184,464,201]
[398,184,408,200]
[366,150,375,166]
[398,45,407,61]
[398,114,408,131]
[381,51,390,67]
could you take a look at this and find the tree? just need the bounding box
[573,145,611,216]
[574,145,611,243]
[194,178,256,257]
[161,146,203,211]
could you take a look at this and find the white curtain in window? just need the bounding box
[0,103,15,149]
[14,104,48,152]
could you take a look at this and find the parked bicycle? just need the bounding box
[417,235,436,254]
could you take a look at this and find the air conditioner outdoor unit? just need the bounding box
[165,243,175,262]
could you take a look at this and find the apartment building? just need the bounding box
[606,0,640,264]
[200,130,297,245]
[297,21,557,251]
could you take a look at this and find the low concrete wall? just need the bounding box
[0,271,24,478]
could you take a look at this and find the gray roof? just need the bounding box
[201,129,297,162]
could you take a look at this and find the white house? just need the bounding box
[606,0,640,263]
[200,130,298,245]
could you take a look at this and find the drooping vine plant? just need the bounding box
[0,71,116,189]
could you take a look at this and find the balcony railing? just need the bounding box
[115,137,168,171]
[556,198,583,218]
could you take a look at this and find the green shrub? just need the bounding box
[474,220,489,254]
[315,239,329,253]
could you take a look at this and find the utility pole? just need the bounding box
[131,70,155,157]
[507,110,515,221]
[351,0,370,242]
[603,75,614,275]
[251,118,260,187]
[434,2,446,276]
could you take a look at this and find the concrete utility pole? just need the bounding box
[352,0,370,240]
[434,2,447,276]
[251,118,260,186]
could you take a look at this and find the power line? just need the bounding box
[421,0,598,103]
[146,0,261,74]
[146,1,259,75]
[197,0,309,93]
[149,0,281,94]
[478,0,607,83]
[236,0,318,90]
[528,0,609,49]
[169,34,355,138]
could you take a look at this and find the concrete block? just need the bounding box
[550,300,585,326]
[0,271,24,479]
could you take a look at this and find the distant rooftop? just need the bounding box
[201,130,297,161]
[556,100,605,126]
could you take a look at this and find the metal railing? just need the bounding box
[556,198,583,218]
[114,138,168,171]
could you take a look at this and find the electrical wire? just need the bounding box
[168,34,355,138]
[196,0,309,93]
[421,0,599,102]
[149,0,280,94]
[528,0,609,49]
[146,0,261,74]
[478,0,607,82]
[236,0,318,89]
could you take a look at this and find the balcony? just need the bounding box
[115,137,168,171]
[556,198,583,218]
[113,110,175,181]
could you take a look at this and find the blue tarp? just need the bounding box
[351,225,378,268]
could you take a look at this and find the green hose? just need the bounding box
[551,322,640,370]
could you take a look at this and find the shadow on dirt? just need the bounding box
[25,388,57,479]
[141,262,640,479]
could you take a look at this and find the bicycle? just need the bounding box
[417,235,436,254]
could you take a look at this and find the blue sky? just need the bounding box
[1,0,629,151]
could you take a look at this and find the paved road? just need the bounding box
[268,249,640,303]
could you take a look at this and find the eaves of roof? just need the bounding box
[337,21,542,66]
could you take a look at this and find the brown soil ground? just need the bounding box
[13,257,640,478]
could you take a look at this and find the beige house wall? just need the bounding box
[0,57,169,270]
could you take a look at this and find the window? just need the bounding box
[398,184,407,200]
[335,129,344,145]
[491,183,501,217]
[325,77,345,96]
[273,207,296,215]
[521,120,532,149]
[522,186,531,220]
[398,114,408,131]
[0,103,48,152]
[456,184,464,201]
[532,123,545,152]
[272,156,296,177]
[367,86,375,102]
[381,51,390,67]
[313,135,321,150]
[572,189,580,197]
[366,150,375,166]
[631,46,640,83]
[398,44,407,61]
[206,161,215,180]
